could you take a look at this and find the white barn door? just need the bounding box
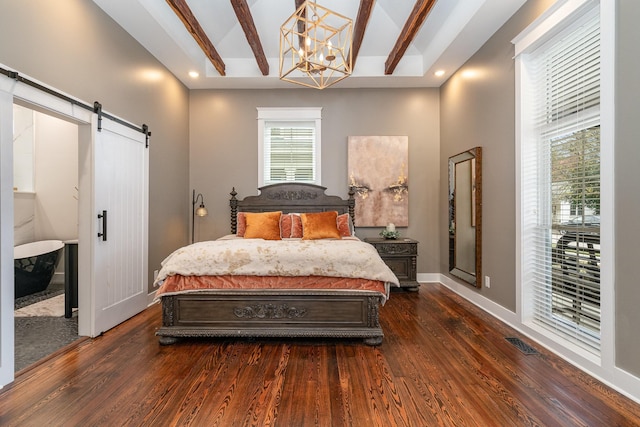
[86,117,148,336]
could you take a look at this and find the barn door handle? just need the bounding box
[97,210,107,241]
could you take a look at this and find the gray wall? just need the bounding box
[615,0,640,377]
[440,0,555,309]
[189,88,441,272]
[441,0,640,379]
[0,0,190,289]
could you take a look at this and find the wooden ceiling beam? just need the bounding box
[351,0,375,69]
[231,0,269,76]
[384,0,437,75]
[291,0,370,71]
[166,0,226,76]
[295,0,306,50]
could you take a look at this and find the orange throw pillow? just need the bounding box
[244,211,282,240]
[301,211,341,240]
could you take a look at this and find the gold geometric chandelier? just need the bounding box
[279,0,353,89]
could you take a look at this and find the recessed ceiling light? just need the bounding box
[434,70,445,77]
[189,71,199,78]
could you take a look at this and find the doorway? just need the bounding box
[13,103,80,372]
[1,74,149,386]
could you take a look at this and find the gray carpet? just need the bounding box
[14,283,80,372]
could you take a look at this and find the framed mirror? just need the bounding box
[448,147,482,286]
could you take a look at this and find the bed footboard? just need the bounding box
[156,290,384,346]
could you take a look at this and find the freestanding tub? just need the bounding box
[14,240,64,299]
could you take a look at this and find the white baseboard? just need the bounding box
[147,289,158,307]
[416,273,440,284]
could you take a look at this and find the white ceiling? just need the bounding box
[93,0,527,90]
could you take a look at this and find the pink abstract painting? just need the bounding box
[348,136,408,227]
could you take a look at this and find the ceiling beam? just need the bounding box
[295,0,306,50]
[166,0,226,76]
[351,0,375,69]
[231,0,269,76]
[384,0,437,75]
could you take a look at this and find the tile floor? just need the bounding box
[14,284,79,372]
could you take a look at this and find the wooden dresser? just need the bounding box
[365,237,419,290]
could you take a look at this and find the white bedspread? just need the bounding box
[154,235,399,287]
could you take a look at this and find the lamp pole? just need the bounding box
[192,189,208,243]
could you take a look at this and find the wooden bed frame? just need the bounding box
[156,183,385,346]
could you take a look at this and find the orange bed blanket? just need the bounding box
[156,274,389,302]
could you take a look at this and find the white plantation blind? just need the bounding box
[520,5,601,355]
[257,107,321,187]
[264,121,315,184]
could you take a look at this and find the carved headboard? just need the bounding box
[229,183,356,234]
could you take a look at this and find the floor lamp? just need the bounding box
[192,189,208,243]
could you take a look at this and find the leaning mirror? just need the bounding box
[448,147,482,286]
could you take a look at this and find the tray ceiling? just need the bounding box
[93,0,527,89]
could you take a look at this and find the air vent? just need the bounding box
[505,337,538,355]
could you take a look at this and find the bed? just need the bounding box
[154,183,399,346]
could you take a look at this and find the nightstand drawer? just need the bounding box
[369,241,417,256]
[365,237,419,290]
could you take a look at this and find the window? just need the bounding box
[515,2,601,355]
[257,107,321,187]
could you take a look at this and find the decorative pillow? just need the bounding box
[336,213,354,237]
[280,213,293,238]
[236,212,247,237]
[290,213,303,238]
[243,211,283,240]
[279,213,304,238]
[301,211,341,240]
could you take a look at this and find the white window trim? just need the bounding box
[514,0,616,383]
[512,0,599,55]
[257,107,322,188]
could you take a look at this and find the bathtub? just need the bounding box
[14,240,64,299]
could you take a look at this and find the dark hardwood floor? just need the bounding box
[2,283,639,426]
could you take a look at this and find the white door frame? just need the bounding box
[0,77,17,387]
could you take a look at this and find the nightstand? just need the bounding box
[365,237,419,290]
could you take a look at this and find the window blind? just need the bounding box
[263,120,315,184]
[522,6,601,355]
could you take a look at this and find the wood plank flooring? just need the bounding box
[2,283,640,426]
